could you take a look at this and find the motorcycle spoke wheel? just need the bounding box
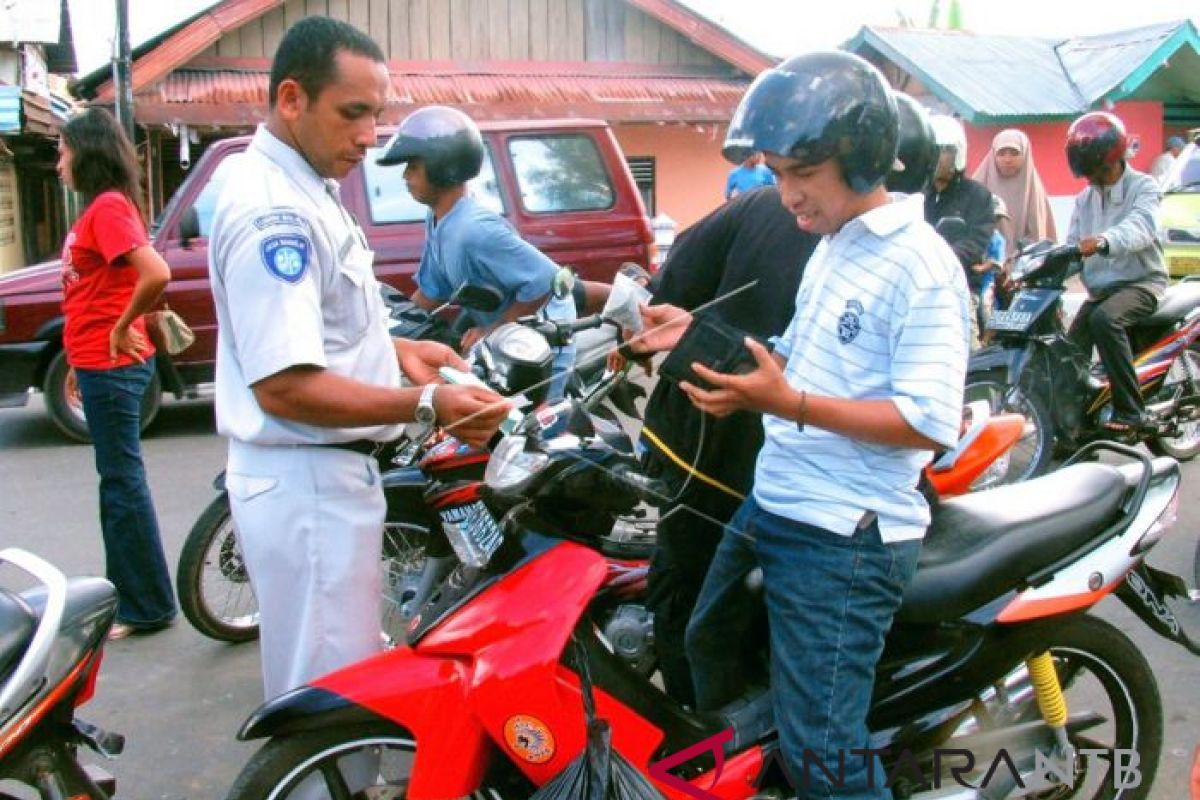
[227,724,526,800]
[177,497,260,642]
[963,376,1055,486]
[380,522,433,645]
[1148,345,1200,460]
[979,616,1162,800]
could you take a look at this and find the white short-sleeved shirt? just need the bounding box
[208,126,403,446]
[754,193,971,542]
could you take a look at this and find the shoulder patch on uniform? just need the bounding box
[260,234,311,283]
[252,210,312,232]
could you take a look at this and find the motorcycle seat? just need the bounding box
[897,462,1127,624]
[1136,281,1200,328]
[0,589,36,685]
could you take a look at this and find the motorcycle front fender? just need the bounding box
[967,343,1032,386]
[239,647,491,799]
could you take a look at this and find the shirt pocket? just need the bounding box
[326,246,377,347]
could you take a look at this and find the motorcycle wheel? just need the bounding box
[176,496,434,644]
[1148,344,1200,461]
[226,723,529,799]
[176,494,259,643]
[986,615,1162,800]
[963,371,1055,485]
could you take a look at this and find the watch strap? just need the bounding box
[418,383,438,422]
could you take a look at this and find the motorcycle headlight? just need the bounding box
[1010,253,1040,281]
[485,435,550,490]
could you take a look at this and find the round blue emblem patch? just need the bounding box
[838,299,864,344]
[260,234,311,283]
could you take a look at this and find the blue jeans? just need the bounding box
[686,497,921,799]
[548,343,576,402]
[76,359,177,627]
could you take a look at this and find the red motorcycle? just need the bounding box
[0,548,124,799]
[224,395,1195,800]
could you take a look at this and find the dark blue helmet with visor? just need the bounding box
[722,52,899,195]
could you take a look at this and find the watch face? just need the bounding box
[416,403,435,425]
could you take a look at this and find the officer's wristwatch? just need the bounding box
[1096,236,1110,256]
[415,384,438,426]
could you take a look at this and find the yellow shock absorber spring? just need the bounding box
[1027,651,1067,728]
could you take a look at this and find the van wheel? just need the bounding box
[43,349,162,444]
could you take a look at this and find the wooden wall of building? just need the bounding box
[200,0,721,66]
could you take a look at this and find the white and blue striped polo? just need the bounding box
[753,193,970,542]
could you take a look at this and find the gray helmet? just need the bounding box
[377,105,484,187]
[722,51,899,194]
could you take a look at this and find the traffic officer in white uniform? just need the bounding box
[209,17,509,701]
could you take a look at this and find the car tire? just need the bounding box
[42,349,162,444]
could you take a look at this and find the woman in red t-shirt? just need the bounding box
[58,108,177,640]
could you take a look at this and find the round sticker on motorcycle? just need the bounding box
[503,715,556,764]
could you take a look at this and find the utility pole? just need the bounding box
[114,0,135,142]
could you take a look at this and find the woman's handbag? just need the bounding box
[145,307,196,356]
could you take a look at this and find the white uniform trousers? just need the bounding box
[226,440,385,700]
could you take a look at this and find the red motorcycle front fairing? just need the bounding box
[310,647,489,798]
[276,542,766,799]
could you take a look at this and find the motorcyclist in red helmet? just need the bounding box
[1065,111,1168,433]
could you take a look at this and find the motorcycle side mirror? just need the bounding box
[551,267,577,300]
[450,285,504,313]
[935,216,968,242]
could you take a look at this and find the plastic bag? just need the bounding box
[602,272,652,334]
[530,639,665,800]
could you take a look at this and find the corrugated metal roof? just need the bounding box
[133,68,749,125]
[1057,21,1184,102]
[846,20,1200,124]
[850,27,1082,121]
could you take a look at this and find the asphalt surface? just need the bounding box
[1,393,1197,799]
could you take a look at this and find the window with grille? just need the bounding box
[627,157,655,215]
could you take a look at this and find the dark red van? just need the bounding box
[0,119,654,441]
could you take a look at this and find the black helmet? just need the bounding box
[1066,111,1128,179]
[377,106,484,187]
[887,93,938,194]
[722,51,898,194]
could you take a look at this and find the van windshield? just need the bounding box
[152,147,248,238]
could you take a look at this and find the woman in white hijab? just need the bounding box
[972,128,1058,255]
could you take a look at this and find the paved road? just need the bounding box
[1,395,1197,799]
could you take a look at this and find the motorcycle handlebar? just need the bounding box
[516,314,610,347]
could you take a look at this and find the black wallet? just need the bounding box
[658,314,769,390]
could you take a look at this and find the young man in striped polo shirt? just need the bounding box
[636,52,970,798]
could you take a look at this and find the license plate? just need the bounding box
[439,501,503,568]
[987,309,1035,332]
[1167,255,1200,277]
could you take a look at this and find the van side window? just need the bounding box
[362,145,503,225]
[190,152,248,237]
[508,135,615,213]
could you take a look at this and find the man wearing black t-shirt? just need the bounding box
[640,186,819,706]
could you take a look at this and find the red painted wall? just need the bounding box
[963,101,1165,196]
